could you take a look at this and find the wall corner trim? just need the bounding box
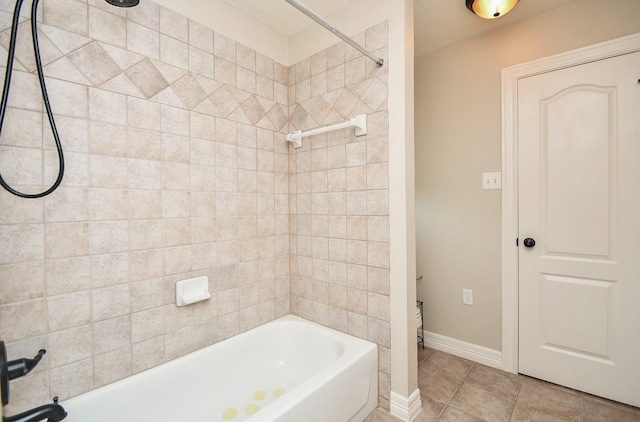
[390,389,422,422]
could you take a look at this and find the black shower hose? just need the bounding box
[0,0,64,198]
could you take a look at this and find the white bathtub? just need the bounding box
[62,315,378,422]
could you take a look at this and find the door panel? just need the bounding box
[518,51,640,407]
[543,86,614,258]
[541,274,616,361]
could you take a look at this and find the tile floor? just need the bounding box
[365,347,640,421]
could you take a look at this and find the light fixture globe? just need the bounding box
[105,0,140,7]
[466,0,519,19]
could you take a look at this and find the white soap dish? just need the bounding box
[176,276,211,307]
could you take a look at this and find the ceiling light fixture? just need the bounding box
[465,0,519,19]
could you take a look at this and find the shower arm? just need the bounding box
[284,0,384,68]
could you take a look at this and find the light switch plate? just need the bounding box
[482,172,502,190]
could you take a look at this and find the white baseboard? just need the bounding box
[423,330,502,369]
[389,388,422,422]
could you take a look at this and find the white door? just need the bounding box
[518,51,640,407]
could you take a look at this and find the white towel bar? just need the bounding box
[286,114,367,148]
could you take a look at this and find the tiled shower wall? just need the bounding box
[0,0,391,414]
[0,0,291,412]
[287,22,391,406]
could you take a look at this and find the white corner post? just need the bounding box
[389,0,420,420]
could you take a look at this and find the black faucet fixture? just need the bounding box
[1,341,67,422]
[3,398,67,422]
[1,342,46,406]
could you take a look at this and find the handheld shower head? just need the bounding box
[105,0,139,7]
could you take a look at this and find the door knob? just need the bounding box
[523,238,536,248]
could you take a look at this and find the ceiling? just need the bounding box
[224,0,581,57]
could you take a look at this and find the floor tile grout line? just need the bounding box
[435,361,479,421]
[507,375,524,422]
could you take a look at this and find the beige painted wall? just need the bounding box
[415,0,640,351]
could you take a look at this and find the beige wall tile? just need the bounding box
[89,88,127,124]
[92,284,130,321]
[47,290,91,331]
[0,299,46,342]
[93,315,130,355]
[4,147,37,187]
[45,257,90,296]
[0,190,42,227]
[214,57,237,87]
[129,249,163,282]
[345,56,366,86]
[217,311,239,340]
[128,96,162,130]
[44,0,88,36]
[68,42,121,86]
[90,221,128,254]
[368,267,390,296]
[347,310,367,339]
[0,262,44,305]
[163,245,191,275]
[128,0,159,31]
[347,263,368,290]
[368,241,389,269]
[160,34,188,69]
[47,325,93,368]
[89,7,125,48]
[214,32,236,62]
[44,188,89,223]
[237,43,256,71]
[160,104,190,136]
[159,6,188,42]
[348,286,367,314]
[89,122,127,156]
[94,347,132,387]
[256,52,274,80]
[368,317,390,348]
[49,359,94,400]
[128,128,162,160]
[0,109,41,147]
[189,20,214,53]
[329,261,347,286]
[130,277,165,312]
[45,222,88,259]
[89,188,128,221]
[90,155,127,188]
[47,78,89,119]
[131,307,165,343]
[132,336,164,373]
[90,253,129,287]
[127,21,159,60]
[128,189,162,219]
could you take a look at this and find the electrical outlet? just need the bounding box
[462,289,473,305]
[482,172,502,190]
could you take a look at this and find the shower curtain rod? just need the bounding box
[286,114,367,149]
[284,0,384,68]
